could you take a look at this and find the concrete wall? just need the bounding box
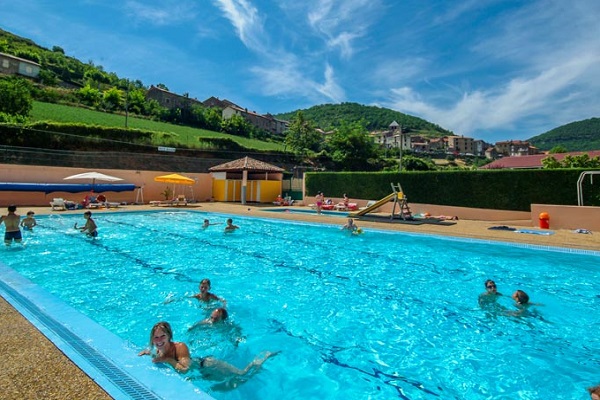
[0,164,213,206]
[531,204,600,231]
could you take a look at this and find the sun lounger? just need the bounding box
[173,195,188,206]
[50,198,66,211]
[334,202,358,211]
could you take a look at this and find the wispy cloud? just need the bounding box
[251,59,344,104]
[124,1,198,25]
[387,52,600,137]
[383,0,600,139]
[212,0,265,52]
[306,0,383,58]
[212,0,345,103]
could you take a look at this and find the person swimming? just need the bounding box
[139,321,280,390]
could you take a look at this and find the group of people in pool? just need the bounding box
[138,278,278,387]
[478,279,539,316]
[0,205,99,245]
[202,218,240,232]
[0,205,38,246]
[0,205,243,246]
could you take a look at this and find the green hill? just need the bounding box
[528,117,600,151]
[276,102,453,136]
[29,102,284,151]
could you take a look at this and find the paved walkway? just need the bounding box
[1,203,598,399]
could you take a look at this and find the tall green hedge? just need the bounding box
[305,169,600,211]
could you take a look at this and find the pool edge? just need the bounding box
[0,262,213,400]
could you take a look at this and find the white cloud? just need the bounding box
[212,0,265,52]
[387,52,600,138]
[251,60,344,104]
[306,0,383,58]
[124,1,197,25]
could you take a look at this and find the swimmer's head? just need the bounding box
[512,290,529,304]
[210,307,228,323]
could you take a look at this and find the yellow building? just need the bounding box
[209,156,284,204]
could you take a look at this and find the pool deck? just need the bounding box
[2,202,599,399]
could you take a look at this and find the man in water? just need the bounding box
[0,205,22,246]
[478,279,503,306]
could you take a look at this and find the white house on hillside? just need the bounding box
[0,52,40,79]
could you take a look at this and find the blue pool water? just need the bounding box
[1,211,599,399]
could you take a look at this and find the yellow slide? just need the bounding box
[349,193,397,217]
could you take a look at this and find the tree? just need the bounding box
[326,120,380,171]
[401,155,435,171]
[102,87,123,110]
[542,153,600,169]
[221,114,252,137]
[203,107,222,131]
[284,111,322,154]
[0,77,33,117]
[541,156,561,169]
[156,83,169,91]
[126,88,147,115]
[549,145,568,154]
[77,84,102,107]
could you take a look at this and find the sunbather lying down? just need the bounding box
[420,213,459,220]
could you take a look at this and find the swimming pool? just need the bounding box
[1,210,599,399]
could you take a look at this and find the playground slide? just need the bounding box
[349,193,397,217]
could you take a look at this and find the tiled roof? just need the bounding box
[209,156,285,172]
[481,150,600,169]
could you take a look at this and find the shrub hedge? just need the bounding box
[305,169,600,211]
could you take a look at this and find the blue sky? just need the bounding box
[1,0,599,143]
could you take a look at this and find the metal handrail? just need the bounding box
[576,171,600,206]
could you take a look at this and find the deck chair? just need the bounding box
[174,194,188,206]
[50,198,66,211]
[359,200,377,210]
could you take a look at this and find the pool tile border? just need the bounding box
[0,262,213,400]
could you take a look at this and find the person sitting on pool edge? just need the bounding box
[138,321,279,378]
[74,210,98,237]
[191,278,227,306]
[224,218,239,232]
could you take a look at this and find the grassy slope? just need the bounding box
[30,102,285,151]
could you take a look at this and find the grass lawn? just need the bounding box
[30,102,285,151]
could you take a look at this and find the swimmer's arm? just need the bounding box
[138,348,151,356]
[154,343,191,373]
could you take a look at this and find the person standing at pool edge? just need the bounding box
[0,205,22,246]
[75,211,98,237]
[315,191,324,215]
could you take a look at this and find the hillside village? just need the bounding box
[145,80,542,161]
[0,50,591,168]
